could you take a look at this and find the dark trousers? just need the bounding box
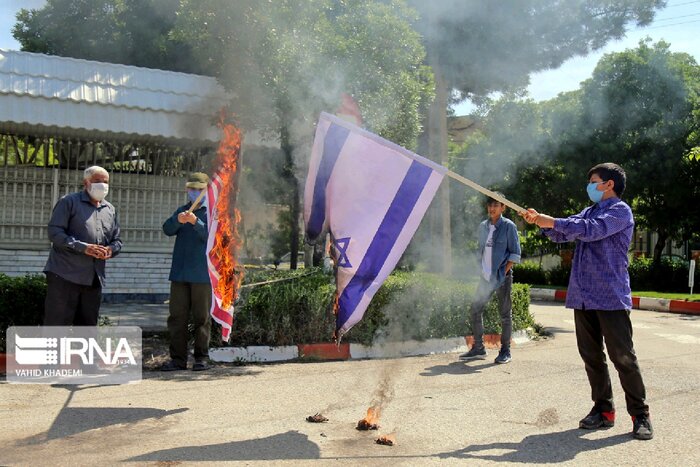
[471,272,513,349]
[167,281,212,366]
[574,309,649,417]
[43,272,101,326]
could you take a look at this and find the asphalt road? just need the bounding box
[1,302,699,466]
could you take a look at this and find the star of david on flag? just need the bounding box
[332,237,352,268]
[304,112,447,340]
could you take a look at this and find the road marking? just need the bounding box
[655,333,700,345]
[631,322,656,329]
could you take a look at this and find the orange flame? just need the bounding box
[356,406,381,430]
[211,111,244,310]
[364,406,380,425]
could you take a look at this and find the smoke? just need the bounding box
[366,371,396,420]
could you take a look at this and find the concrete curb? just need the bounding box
[209,331,530,363]
[530,287,700,315]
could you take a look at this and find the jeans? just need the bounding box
[574,308,649,417]
[167,281,212,366]
[470,272,513,349]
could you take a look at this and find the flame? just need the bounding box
[211,111,244,310]
[364,406,380,425]
[357,405,381,430]
[329,235,341,341]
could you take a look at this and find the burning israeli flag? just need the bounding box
[304,112,446,340]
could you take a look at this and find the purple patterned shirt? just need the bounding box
[542,197,633,311]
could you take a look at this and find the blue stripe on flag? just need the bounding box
[307,123,350,241]
[336,160,433,332]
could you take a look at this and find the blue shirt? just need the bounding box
[163,203,210,284]
[542,197,633,311]
[477,216,521,285]
[44,190,122,287]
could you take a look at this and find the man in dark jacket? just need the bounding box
[44,165,122,326]
[161,172,211,371]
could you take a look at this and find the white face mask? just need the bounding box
[88,182,109,201]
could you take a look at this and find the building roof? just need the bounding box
[0,49,229,144]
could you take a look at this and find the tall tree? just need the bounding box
[579,40,700,263]
[410,0,665,272]
[13,0,198,73]
[14,0,435,269]
[172,0,434,268]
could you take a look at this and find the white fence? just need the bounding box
[0,165,187,252]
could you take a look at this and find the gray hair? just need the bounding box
[83,166,109,180]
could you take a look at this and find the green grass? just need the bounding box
[630,291,699,302]
[519,284,699,301]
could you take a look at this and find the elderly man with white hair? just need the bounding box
[43,165,122,325]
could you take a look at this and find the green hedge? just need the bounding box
[0,273,46,352]
[628,256,689,292]
[0,270,534,351]
[512,262,547,285]
[515,256,691,292]
[228,269,533,347]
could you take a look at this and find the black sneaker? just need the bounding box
[192,359,209,371]
[494,347,511,364]
[160,360,187,371]
[579,408,615,429]
[459,346,487,360]
[632,414,653,440]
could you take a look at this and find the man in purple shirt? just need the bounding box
[521,163,652,441]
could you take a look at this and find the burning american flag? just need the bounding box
[206,114,244,342]
[304,112,446,340]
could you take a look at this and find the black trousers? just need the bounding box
[574,309,649,417]
[167,281,212,366]
[43,272,102,326]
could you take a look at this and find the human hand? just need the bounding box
[520,208,540,225]
[85,244,109,259]
[183,212,197,224]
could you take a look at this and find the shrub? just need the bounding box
[226,269,533,346]
[228,269,335,347]
[547,265,571,287]
[628,256,653,289]
[0,273,46,352]
[629,256,689,292]
[513,262,547,285]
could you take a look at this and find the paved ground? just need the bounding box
[1,302,699,465]
[101,301,169,332]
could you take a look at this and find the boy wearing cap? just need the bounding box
[161,172,212,371]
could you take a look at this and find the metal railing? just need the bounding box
[0,133,215,251]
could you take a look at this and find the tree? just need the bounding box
[578,40,700,263]
[414,0,665,101]
[482,40,700,265]
[14,0,435,270]
[410,0,665,272]
[12,0,198,73]
[173,0,434,268]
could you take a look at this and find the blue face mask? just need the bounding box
[187,189,202,203]
[587,182,604,203]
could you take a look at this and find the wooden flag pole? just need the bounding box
[187,189,207,213]
[446,171,525,213]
